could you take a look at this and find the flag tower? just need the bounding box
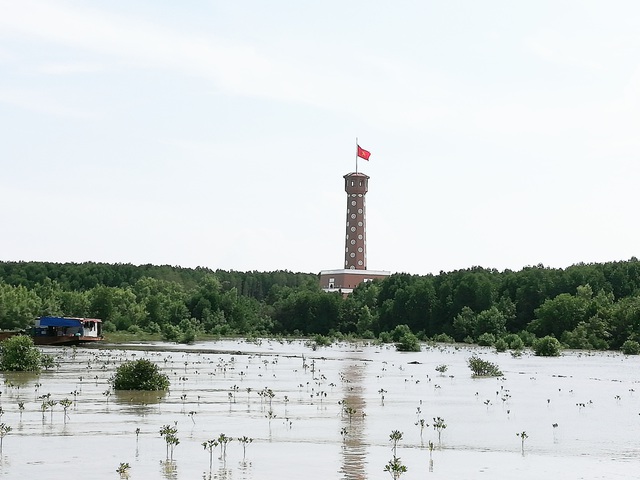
[320,143,390,294]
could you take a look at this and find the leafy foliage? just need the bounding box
[621,340,640,355]
[467,354,503,377]
[112,359,169,391]
[391,325,421,352]
[3,259,640,353]
[0,336,41,372]
[532,336,562,357]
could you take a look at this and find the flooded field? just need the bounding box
[0,339,638,479]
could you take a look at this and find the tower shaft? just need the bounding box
[343,172,369,270]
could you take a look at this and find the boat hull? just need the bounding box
[0,331,103,346]
[32,335,103,346]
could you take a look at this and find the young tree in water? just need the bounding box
[0,336,41,372]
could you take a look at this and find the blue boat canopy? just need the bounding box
[38,317,83,328]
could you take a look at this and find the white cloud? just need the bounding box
[0,87,96,119]
[37,62,107,75]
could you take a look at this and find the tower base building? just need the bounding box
[319,268,391,295]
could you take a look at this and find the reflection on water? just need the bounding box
[201,463,233,480]
[160,459,178,480]
[3,371,40,387]
[340,361,368,480]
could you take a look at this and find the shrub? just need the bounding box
[396,332,421,352]
[621,340,640,355]
[0,336,41,372]
[390,325,412,342]
[467,354,503,377]
[477,333,496,346]
[508,336,524,351]
[431,333,455,344]
[378,331,393,343]
[127,325,143,335]
[533,336,562,357]
[313,334,333,347]
[41,354,56,370]
[162,324,181,343]
[518,330,537,347]
[435,364,448,375]
[102,321,117,333]
[494,338,508,352]
[145,322,162,334]
[112,359,170,391]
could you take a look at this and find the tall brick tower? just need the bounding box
[320,165,390,294]
[343,172,369,270]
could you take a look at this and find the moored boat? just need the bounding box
[32,316,104,346]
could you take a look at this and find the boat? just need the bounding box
[32,316,104,346]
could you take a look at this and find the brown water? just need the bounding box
[1,340,638,479]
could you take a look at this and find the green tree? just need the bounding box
[621,340,640,355]
[0,336,42,372]
[452,306,476,341]
[474,306,507,338]
[0,283,41,330]
[531,289,590,338]
[111,359,170,391]
[532,336,561,357]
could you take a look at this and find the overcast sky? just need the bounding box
[1,1,640,275]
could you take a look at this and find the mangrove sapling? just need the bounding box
[433,417,447,444]
[159,424,179,460]
[378,388,387,405]
[237,436,253,460]
[517,431,528,454]
[0,423,11,453]
[17,402,24,420]
[264,388,275,409]
[383,456,407,480]
[340,427,348,443]
[435,364,448,376]
[116,462,130,478]
[202,439,219,468]
[415,418,428,440]
[389,430,403,457]
[188,411,197,424]
[345,406,357,424]
[40,401,48,421]
[217,433,232,459]
[41,354,55,371]
[47,399,57,422]
[60,398,72,422]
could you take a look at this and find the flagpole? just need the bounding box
[355,137,358,174]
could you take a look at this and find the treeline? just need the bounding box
[1,259,640,351]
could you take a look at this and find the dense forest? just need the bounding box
[2,259,640,352]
